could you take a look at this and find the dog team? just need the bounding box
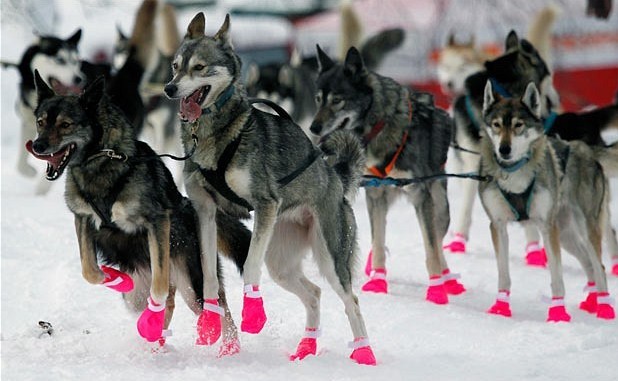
[10,0,618,366]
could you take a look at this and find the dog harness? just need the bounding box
[365,99,413,178]
[495,143,570,222]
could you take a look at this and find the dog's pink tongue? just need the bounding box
[25,140,63,169]
[180,97,202,123]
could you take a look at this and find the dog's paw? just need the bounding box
[362,269,387,294]
[349,339,377,366]
[611,260,618,277]
[442,269,466,295]
[443,233,466,254]
[217,337,241,357]
[100,266,134,292]
[547,304,571,323]
[596,293,615,320]
[426,277,448,305]
[137,297,165,342]
[289,337,317,361]
[196,299,223,345]
[241,285,267,334]
[525,242,547,267]
[487,300,512,317]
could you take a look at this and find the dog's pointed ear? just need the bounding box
[214,14,232,48]
[67,29,82,47]
[186,12,205,40]
[80,76,106,111]
[522,82,541,119]
[447,32,456,46]
[343,47,367,79]
[34,70,55,103]
[116,24,127,40]
[505,30,519,51]
[316,44,334,73]
[483,80,497,115]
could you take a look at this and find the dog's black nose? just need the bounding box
[164,83,177,98]
[73,76,82,85]
[499,144,511,157]
[309,122,322,135]
[32,139,48,154]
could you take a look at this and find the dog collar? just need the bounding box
[202,85,235,115]
[495,155,530,173]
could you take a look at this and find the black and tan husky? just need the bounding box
[26,71,250,356]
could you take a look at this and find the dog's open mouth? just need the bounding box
[25,140,76,180]
[180,85,211,122]
[49,77,81,95]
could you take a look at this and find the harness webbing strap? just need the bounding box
[366,99,413,178]
[498,177,536,222]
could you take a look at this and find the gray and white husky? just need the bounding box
[310,45,465,304]
[164,13,377,365]
[478,80,615,322]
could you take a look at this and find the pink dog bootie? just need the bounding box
[426,275,448,304]
[596,293,616,320]
[579,282,598,314]
[196,298,223,345]
[525,242,547,267]
[487,291,512,317]
[443,233,466,254]
[442,269,466,295]
[100,265,134,292]
[362,268,388,294]
[137,296,166,342]
[289,328,320,361]
[241,285,267,334]
[547,297,571,322]
[364,250,373,276]
[612,258,618,277]
[349,337,377,366]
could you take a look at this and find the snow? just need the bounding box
[2,2,618,380]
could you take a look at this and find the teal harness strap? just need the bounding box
[543,111,558,134]
[202,85,235,115]
[465,95,481,130]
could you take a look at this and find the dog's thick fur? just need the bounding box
[27,71,251,346]
[165,13,374,360]
[478,81,612,317]
[446,30,618,256]
[311,45,457,299]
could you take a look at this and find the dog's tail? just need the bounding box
[156,2,181,57]
[360,28,405,71]
[593,142,618,178]
[128,0,157,69]
[338,0,363,61]
[215,211,251,273]
[319,130,366,201]
[526,4,559,70]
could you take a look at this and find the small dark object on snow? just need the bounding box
[38,321,53,337]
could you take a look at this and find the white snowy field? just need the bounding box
[2,2,618,381]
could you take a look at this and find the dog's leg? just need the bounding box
[362,187,395,293]
[136,215,171,342]
[522,224,547,267]
[74,215,105,284]
[444,154,480,253]
[487,221,513,317]
[241,200,279,334]
[409,186,450,304]
[217,283,241,357]
[431,180,465,295]
[604,220,618,277]
[541,222,571,322]
[266,221,321,361]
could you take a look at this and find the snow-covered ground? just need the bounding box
[2,2,618,380]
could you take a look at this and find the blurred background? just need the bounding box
[1,0,617,111]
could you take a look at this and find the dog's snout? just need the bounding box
[309,122,322,135]
[499,144,511,157]
[73,76,82,85]
[32,139,48,154]
[164,83,177,98]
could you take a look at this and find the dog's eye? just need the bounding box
[60,122,71,129]
[315,94,322,104]
[172,62,178,71]
[492,121,501,128]
[55,57,66,65]
[36,119,44,127]
[193,64,205,71]
[513,121,524,129]
[332,97,342,105]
